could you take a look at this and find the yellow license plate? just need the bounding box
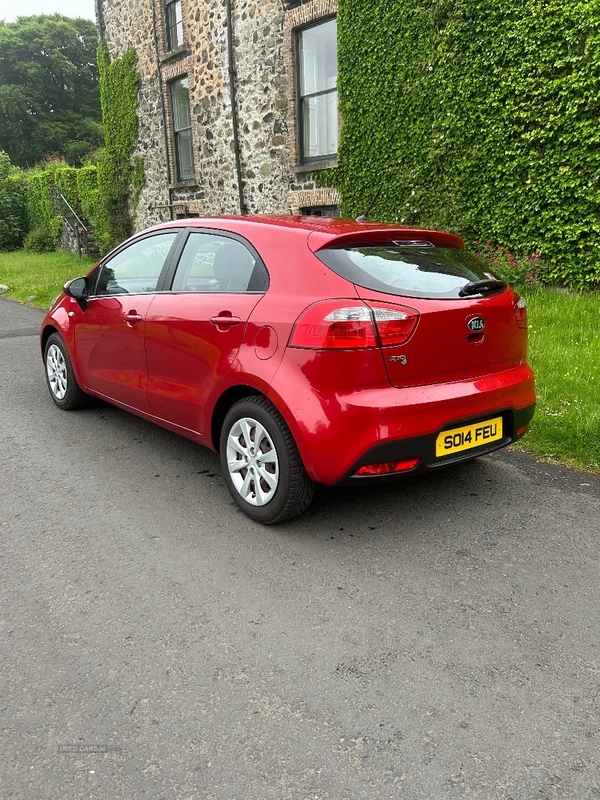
[436,416,503,458]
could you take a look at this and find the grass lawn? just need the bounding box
[517,290,599,472]
[0,250,598,472]
[0,250,95,309]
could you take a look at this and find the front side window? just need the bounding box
[91,232,179,296]
[165,0,183,51]
[171,232,268,293]
[297,18,338,162]
[170,77,194,181]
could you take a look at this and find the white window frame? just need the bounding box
[170,77,194,181]
[296,17,338,163]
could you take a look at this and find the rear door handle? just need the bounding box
[124,311,143,326]
[210,314,242,329]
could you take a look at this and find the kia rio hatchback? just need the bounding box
[41,216,535,524]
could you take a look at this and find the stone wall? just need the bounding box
[60,219,82,256]
[99,0,172,229]
[98,0,339,229]
[229,0,291,215]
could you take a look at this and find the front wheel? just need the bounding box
[44,333,88,410]
[219,397,315,524]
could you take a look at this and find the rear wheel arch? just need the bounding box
[210,384,310,464]
[211,385,262,452]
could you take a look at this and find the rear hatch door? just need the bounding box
[356,287,524,387]
[315,241,526,388]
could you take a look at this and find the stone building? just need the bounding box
[96,0,341,230]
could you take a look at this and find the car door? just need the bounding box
[74,231,180,412]
[144,230,269,433]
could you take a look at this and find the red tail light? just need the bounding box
[290,302,377,348]
[515,296,527,329]
[369,302,419,345]
[289,300,419,350]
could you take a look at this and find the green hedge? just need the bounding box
[24,168,59,250]
[332,0,600,288]
[77,164,103,239]
[54,166,79,210]
[0,152,27,251]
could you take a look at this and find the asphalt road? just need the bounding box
[1,296,599,799]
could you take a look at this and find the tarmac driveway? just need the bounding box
[1,296,599,799]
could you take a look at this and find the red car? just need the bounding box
[41,216,535,523]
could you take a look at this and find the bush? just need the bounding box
[54,165,79,210]
[476,243,546,294]
[97,43,141,251]
[23,222,60,253]
[77,164,104,232]
[9,43,144,258]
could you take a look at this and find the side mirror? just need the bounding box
[63,277,88,310]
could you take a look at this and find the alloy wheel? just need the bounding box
[226,416,279,506]
[46,343,68,401]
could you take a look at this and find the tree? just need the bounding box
[0,15,102,167]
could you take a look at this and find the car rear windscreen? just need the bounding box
[315,243,494,299]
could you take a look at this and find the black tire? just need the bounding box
[219,396,315,524]
[44,333,88,410]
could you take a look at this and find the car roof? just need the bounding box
[144,215,464,251]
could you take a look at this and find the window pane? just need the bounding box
[171,78,190,132]
[166,0,183,50]
[315,246,490,300]
[172,233,266,293]
[298,18,338,160]
[175,129,194,180]
[95,233,178,295]
[171,78,194,180]
[299,19,337,95]
[302,90,338,158]
[300,205,340,217]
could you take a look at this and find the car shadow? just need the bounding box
[65,399,540,548]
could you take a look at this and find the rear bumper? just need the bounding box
[336,402,535,485]
[269,359,536,485]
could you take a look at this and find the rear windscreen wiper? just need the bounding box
[459,278,506,297]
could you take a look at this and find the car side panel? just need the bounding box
[144,292,263,433]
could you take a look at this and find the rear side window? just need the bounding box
[171,231,269,293]
[315,243,492,299]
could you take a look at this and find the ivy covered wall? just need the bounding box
[97,41,145,253]
[332,0,600,288]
